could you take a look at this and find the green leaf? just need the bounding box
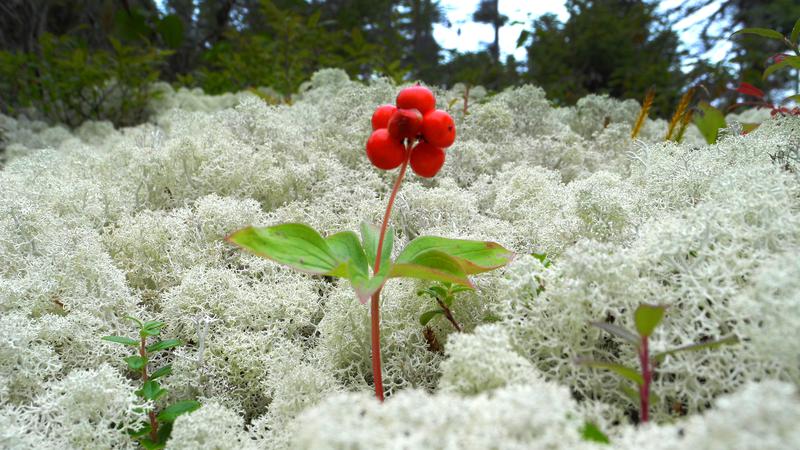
[328,228,391,303]
[124,355,147,371]
[396,236,513,275]
[157,14,184,49]
[128,423,151,438]
[782,94,800,104]
[634,304,666,338]
[227,224,342,275]
[694,102,726,144]
[441,295,454,308]
[350,273,388,305]
[589,322,639,345]
[450,285,473,294]
[419,309,444,326]
[143,321,165,330]
[155,421,173,445]
[360,222,393,271]
[157,400,201,423]
[763,56,800,79]
[731,27,784,41]
[792,18,800,44]
[138,380,168,401]
[326,231,370,279]
[101,335,139,346]
[146,339,182,353]
[150,365,173,380]
[531,252,551,268]
[418,285,449,300]
[390,249,474,288]
[580,422,610,444]
[125,316,143,327]
[576,359,644,386]
[141,327,163,337]
[653,335,738,363]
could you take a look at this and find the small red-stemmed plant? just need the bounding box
[417,281,472,332]
[102,317,201,449]
[226,84,513,402]
[730,18,800,113]
[577,304,738,423]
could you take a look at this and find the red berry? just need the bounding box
[396,85,436,115]
[371,104,397,130]
[421,110,456,148]
[366,129,406,170]
[387,108,423,140]
[409,142,445,178]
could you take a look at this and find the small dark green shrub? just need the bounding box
[0,33,168,128]
[103,317,200,450]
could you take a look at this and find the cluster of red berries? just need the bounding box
[366,84,456,178]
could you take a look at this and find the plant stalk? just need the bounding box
[140,336,159,441]
[370,146,411,402]
[639,335,651,423]
[435,297,462,332]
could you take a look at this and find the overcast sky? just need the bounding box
[432,0,730,64]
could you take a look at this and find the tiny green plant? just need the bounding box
[580,421,610,445]
[577,304,738,423]
[102,317,200,449]
[227,84,514,401]
[417,281,472,332]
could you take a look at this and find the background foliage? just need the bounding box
[0,0,798,127]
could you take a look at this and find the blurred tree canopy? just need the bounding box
[668,0,800,105]
[0,0,798,127]
[519,0,686,117]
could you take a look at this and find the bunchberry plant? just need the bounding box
[732,17,800,92]
[577,304,737,423]
[417,281,472,332]
[102,316,201,449]
[693,15,800,145]
[227,84,513,401]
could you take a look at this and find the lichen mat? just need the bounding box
[1,69,798,449]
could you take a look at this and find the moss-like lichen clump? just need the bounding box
[1,69,798,448]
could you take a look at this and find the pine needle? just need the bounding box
[666,88,695,141]
[631,88,655,139]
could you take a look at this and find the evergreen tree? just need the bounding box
[472,0,507,64]
[522,0,686,117]
[669,0,800,103]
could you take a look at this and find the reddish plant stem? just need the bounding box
[435,297,462,332]
[639,335,651,423]
[140,337,158,441]
[370,146,411,402]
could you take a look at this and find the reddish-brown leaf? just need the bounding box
[735,82,765,99]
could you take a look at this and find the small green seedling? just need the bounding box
[577,304,738,423]
[531,252,551,294]
[102,316,200,449]
[418,281,472,332]
[580,422,610,445]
